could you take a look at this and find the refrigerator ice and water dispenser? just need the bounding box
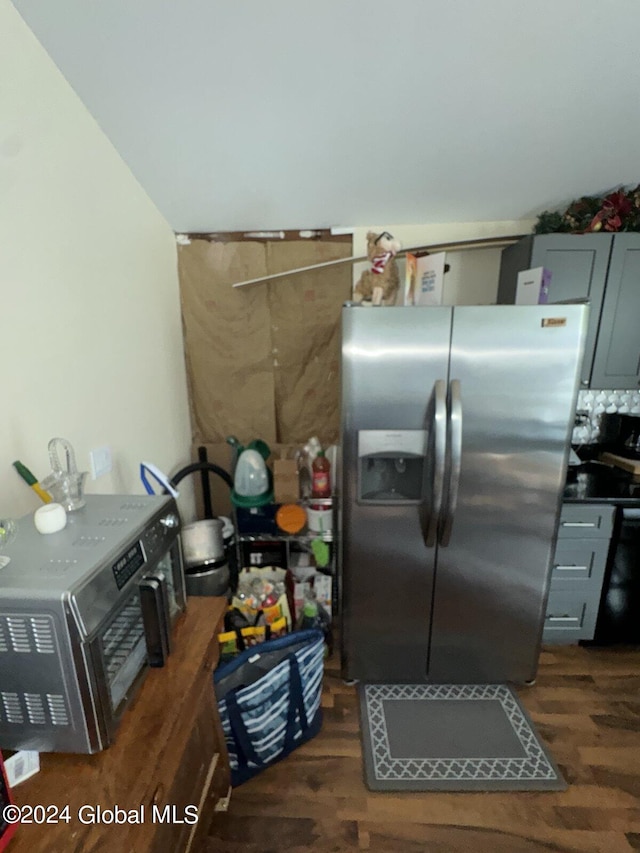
[358,430,426,504]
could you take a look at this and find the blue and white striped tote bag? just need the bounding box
[214,629,324,786]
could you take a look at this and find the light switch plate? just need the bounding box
[89,446,112,479]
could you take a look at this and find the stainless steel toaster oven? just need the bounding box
[0,494,186,754]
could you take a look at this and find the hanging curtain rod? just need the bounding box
[230,234,526,288]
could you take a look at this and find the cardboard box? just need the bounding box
[404,252,446,306]
[313,574,333,621]
[515,267,551,305]
[190,443,300,518]
[273,458,300,504]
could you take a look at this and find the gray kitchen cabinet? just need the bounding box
[556,503,615,538]
[497,234,612,386]
[542,503,614,644]
[590,233,640,389]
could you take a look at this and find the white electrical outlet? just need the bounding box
[89,446,112,479]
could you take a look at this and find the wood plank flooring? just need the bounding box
[202,644,640,853]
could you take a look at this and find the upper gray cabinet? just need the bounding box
[497,233,640,389]
[590,234,640,389]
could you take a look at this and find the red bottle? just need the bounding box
[311,450,331,500]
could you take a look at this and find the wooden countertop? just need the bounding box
[8,596,228,853]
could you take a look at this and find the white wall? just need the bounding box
[0,1,193,521]
[12,2,640,233]
[351,221,536,305]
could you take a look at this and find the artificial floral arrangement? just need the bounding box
[535,184,640,234]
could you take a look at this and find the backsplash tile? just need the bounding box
[572,389,640,445]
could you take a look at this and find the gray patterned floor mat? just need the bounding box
[358,683,566,791]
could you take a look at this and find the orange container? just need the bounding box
[276,503,307,535]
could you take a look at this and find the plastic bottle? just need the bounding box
[297,598,333,658]
[311,449,331,500]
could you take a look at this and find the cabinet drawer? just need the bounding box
[558,504,615,538]
[542,591,600,644]
[150,680,220,853]
[550,539,610,588]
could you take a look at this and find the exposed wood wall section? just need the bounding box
[202,643,640,853]
[178,236,352,447]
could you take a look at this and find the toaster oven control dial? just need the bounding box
[160,513,179,529]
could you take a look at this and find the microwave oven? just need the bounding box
[0,494,186,754]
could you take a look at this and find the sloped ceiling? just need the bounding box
[12,0,640,233]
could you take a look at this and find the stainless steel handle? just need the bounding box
[554,565,589,572]
[439,379,462,547]
[547,615,580,625]
[140,576,170,667]
[424,379,447,547]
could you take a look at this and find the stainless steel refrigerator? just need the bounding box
[340,303,588,684]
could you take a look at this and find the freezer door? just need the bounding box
[341,306,452,682]
[428,304,588,683]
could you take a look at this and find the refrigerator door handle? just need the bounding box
[439,379,462,547]
[424,379,447,548]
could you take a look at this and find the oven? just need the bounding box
[0,495,186,754]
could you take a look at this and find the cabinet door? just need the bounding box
[530,235,613,386]
[150,681,223,853]
[590,234,640,389]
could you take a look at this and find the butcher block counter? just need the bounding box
[7,596,230,853]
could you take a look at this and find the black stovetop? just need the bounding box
[563,446,640,505]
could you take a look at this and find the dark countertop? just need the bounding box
[563,460,640,506]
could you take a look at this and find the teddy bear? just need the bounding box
[353,230,402,306]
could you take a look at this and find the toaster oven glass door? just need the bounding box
[101,590,148,712]
[90,535,186,741]
[102,538,185,713]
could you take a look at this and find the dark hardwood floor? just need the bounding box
[203,643,640,853]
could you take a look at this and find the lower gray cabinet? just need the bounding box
[543,503,614,644]
[550,539,610,586]
[544,592,600,645]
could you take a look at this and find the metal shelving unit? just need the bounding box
[235,497,337,567]
[233,497,340,623]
